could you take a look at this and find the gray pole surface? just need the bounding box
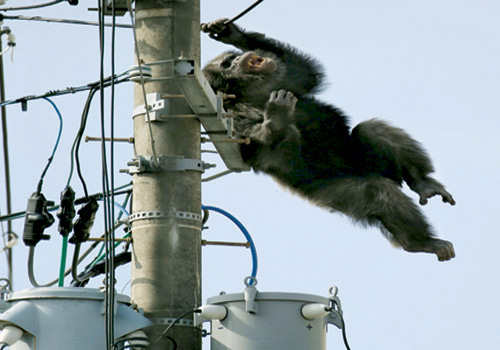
[131,1,202,349]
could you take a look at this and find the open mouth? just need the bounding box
[248,55,264,69]
[240,52,276,74]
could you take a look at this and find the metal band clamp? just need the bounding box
[123,155,214,174]
[129,210,202,223]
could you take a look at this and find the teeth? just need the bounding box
[248,55,262,68]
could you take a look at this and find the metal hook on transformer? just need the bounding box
[243,276,258,314]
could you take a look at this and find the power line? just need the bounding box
[1,14,133,28]
[0,0,65,11]
[0,73,128,108]
[0,27,13,289]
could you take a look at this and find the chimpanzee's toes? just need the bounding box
[432,239,455,261]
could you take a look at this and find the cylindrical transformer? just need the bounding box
[199,286,343,350]
[0,287,151,349]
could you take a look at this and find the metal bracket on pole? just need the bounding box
[129,59,250,171]
[122,155,214,175]
[132,92,169,122]
[173,59,250,171]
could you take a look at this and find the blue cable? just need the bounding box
[37,97,63,190]
[111,200,129,218]
[42,97,63,163]
[202,205,258,281]
[96,198,129,217]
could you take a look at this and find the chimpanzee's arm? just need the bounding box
[201,19,325,95]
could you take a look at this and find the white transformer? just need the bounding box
[196,278,346,350]
[0,287,151,349]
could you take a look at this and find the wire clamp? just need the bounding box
[327,286,344,329]
[123,155,214,174]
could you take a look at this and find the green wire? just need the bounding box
[58,235,68,287]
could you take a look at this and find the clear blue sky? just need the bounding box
[0,1,499,349]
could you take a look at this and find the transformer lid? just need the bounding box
[7,287,130,304]
[207,291,330,305]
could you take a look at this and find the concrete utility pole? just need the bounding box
[131,1,202,349]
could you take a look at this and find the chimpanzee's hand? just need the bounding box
[246,90,300,146]
[266,90,298,118]
[201,18,245,45]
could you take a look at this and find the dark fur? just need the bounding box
[201,19,456,261]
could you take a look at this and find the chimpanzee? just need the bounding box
[201,19,456,261]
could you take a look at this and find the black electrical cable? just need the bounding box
[165,336,177,350]
[326,301,352,350]
[97,1,115,348]
[27,246,55,287]
[67,78,125,198]
[100,20,111,350]
[81,193,131,277]
[69,87,97,199]
[339,312,352,350]
[224,0,264,25]
[70,243,84,283]
[109,0,118,254]
[0,30,14,288]
[0,0,65,11]
[113,336,149,349]
[71,251,131,287]
[108,1,118,326]
[75,93,92,198]
[107,2,118,344]
[201,208,209,227]
[155,309,201,344]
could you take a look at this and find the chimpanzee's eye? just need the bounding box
[220,54,237,69]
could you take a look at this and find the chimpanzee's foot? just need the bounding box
[401,238,455,261]
[411,177,456,206]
